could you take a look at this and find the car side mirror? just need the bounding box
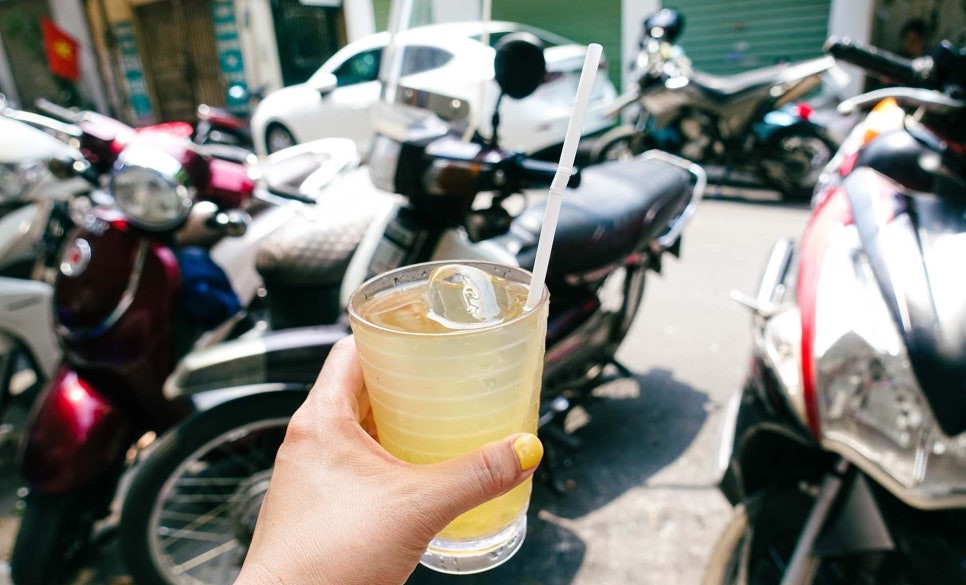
[494,33,546,100]
[310,73,337,97]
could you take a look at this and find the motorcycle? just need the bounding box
[7,116,333,584]
[704,38,965,585]
[113,7,707,584]
[192,84,266,151]
[591,8,838,200]
[0,99,105,445]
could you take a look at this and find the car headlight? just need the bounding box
[0,161,45,202]
[110,149,193,230]
[812,221,966,509]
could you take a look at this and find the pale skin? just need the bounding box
[234,337,543,585]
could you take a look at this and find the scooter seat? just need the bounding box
[495,157,690,276]
[256,200,384,286]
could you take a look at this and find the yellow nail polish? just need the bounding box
[512,434,543,471]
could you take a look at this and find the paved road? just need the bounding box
[0,189,811,585]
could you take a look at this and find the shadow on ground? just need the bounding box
[543,368,710,521]
[408,367,709,585]
[406,512,585,585]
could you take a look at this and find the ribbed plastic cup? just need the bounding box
[348,261,549,574]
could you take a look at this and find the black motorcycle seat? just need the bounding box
[494,157,690,275]
[256,199,386,286]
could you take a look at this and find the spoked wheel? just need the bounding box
[703,485,916,585]
[120,391,306,585]
[760,127,835,201]
[265,123,296,154]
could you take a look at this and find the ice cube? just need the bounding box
[425,264,510,329]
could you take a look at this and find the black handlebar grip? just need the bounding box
[824,36,930,86]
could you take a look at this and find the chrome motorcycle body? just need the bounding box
[705,39,966,585]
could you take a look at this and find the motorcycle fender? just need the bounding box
[0,277,59,379]
[0,203,44,270]
[165,324,348,402]
[19,368,133,494]
[756,115,822,144]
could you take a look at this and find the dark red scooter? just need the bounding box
[10,117,270,585]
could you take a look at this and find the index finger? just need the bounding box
[308,336,367,421]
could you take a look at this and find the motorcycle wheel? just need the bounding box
[10,491,94,585]
[760,126,835,202]
[120,391,306,585]
[703,486,915,585]
[589,125,652,163]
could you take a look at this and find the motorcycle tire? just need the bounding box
[760,126,836,202]
[10,491,93,585]
[120,390,306,585]
[589,125,652,163]
[702,485,916,585]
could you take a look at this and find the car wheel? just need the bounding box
[265,123,296,154]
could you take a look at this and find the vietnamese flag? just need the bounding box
[41,18,80,82]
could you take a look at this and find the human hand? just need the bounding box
[234,337,544,585]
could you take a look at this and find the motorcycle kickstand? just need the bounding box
[537,397,581,495]
[539,423,580,496]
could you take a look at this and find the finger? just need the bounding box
[308,336,366,419]
[418,433,543,524]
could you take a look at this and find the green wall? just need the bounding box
[369,0,621,87]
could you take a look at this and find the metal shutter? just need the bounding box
[492,0,622,87]
[665,0,831,75]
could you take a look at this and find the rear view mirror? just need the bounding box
[494,33,546,100]
[310,73,337,97]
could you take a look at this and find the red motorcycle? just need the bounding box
[10,114,304,585]
[705,39,965,584]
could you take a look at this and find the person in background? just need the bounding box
[234,337,545,585]
[899,18,928,58]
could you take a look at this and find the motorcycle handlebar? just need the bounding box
[515,157,581,190]
[34,98,85,124]
[824,37,933,86]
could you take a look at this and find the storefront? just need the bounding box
[85,0,375,124]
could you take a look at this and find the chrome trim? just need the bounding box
[821,438,966,510]
[731,238,794,316]
[58,239,148,340]
[640,150,707,249]
[838,88,965,115]
[189,383,306,412]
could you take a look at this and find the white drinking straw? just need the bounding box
[525,43,603,309]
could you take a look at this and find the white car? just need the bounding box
[250,21,617,156]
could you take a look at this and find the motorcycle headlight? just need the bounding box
[813,222,966,509]
[110,150,193,230]
[0,161,45,202]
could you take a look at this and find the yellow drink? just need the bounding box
[348,261,548,573]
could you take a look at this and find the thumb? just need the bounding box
[420,433,544,526]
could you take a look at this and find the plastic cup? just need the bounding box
[347,260,549,574]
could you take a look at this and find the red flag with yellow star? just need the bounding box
[41,18,80,82]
